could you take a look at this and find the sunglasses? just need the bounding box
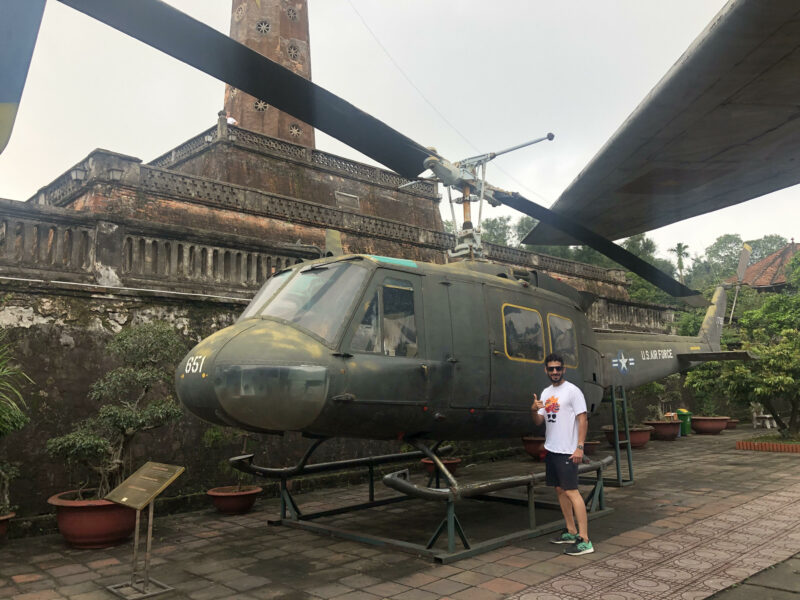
[546,366,564,372]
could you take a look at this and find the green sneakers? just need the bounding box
[564,536,594,556]
[549,530,578,544]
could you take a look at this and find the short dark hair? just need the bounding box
[544,353,564,366]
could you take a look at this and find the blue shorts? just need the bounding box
[545,451,579,490]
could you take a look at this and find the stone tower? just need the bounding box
[224,0,316,148]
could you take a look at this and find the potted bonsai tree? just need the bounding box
[203,427,262,515]
[0,332,31,539]
[643,404,680,441]
[46,321,185,547]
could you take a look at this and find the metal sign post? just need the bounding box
[104,462,185,600]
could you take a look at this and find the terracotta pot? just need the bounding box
[207,485,262,515]
[691,416,730,435]
[47,490,136,548]
[726,418,740,430]
[0,512,14,539]
[420,457,461,475]
[643,420,680,441]
[582,441,600,456]
[602,425,654,449]
[521,436,547,460]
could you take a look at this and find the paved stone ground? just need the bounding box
[1,428,798,600]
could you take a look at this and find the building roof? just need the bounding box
[734,240,798,289]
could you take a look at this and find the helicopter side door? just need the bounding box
[446,279,490,408]
[487,287,546,409]
[341,271,428,406]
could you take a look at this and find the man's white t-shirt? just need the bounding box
[537,380,587,454]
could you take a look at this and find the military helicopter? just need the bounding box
[7,0,797,446]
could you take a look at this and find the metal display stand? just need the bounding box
[104,462,185,600]
[601,385,634,487]
[233,444,614,564]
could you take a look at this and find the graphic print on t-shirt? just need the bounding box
[544,396,560,423]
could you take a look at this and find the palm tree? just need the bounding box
[669,243,690,284]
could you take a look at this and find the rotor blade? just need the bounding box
[56,0,435,179]
[0,0,46,155]
[494,191,708,307]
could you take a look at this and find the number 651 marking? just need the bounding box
[185,355,206,374]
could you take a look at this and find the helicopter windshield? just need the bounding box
[260,262,369,344]
[238,269,294,321]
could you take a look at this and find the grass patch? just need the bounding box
[749,434,800,444]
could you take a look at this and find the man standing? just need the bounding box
[531,353,594,556]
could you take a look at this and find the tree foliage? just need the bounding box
[785,252,800,290]
[747,234,787,263]
[685,287,800,436]
[0,332,30,514]
[46,321,186,498]
[669,242,690,283]
[704,233,744,282]
[479,216,513,246]
[0,332,30,439]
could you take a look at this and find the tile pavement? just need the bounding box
[0,428,798,599]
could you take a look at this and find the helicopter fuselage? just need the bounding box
[176,255,722,440]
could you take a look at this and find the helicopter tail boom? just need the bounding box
[595,286,730,389]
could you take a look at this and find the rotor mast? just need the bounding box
[424,134,553,259]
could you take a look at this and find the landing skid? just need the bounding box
[231,439,614,563]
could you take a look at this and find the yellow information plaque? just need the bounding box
[105,462,185,511]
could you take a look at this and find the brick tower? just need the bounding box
[224,0,315,148]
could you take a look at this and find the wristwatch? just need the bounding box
[577,444,584,450]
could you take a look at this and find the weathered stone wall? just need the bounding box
[589,297,682,335]
[147,118,442,232]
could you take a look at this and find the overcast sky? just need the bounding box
[2,0,797,264]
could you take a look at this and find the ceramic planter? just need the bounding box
[521,436,547,460]
[420,457,461,475]
[602,425,654,449]
[0,512,14,539]
[207,485,262,515]
[726,418,740,430]
[47,490,136,548]
[582,441,601,456]
[643,420,680,441]
[691,416,730,435]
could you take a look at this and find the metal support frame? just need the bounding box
[107,503,172,599]
[240,438,614,563]
[601,385,635,487]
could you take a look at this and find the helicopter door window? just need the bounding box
[382,279,417,357]
[547,314,578,368]
[350,292,380,353]
[349,277,417,357]
[502,304,544,362]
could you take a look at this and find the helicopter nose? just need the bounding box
[176,321,257,427]
[176,320,330,432]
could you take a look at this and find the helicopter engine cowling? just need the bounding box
[176,319,331,433]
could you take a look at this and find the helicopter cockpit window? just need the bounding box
[238,269,293,321]
[502,304,544,362]
[547,314,578,368]
[350,277,418,357]
[260,262,369,344]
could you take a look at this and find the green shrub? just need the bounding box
[46,322,185,498]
